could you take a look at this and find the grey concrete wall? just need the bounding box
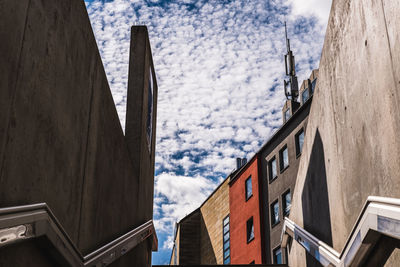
[289,0,400,265]
[0,0,156,266]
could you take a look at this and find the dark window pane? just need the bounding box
[274,247,282,264]
[271,201,280,225]
[224,240,230,250]
[311,78,317,93]
[247,217,254,242]
[224,257,231,264]
[224,232,229,242]
[283,191,291,215]
[224,223,229,234]
[302,88,309,103]
[285,108,290,121]
[269,157,277,180]
[299,131,304,153]
[224,248,230,259]
[250,223,254,240]
[246,176,252,200]
[280,146,289,170]
[283,147,289,168]
[223,216,229,226]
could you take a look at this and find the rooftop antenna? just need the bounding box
[283,22,299,101]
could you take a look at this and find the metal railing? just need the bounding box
[0,203,157,266]
[281,196,400,267]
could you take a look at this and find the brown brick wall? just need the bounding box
[200,178,230,264]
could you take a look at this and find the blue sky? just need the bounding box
[84,0,332,264]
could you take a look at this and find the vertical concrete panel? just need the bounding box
[0,0,97,243]
[382,0,400,120]
[126,26,158,224]
[289,0,400,265]
[125,26,158,266]
[0,1,156,265]
[0,0,30,178]
[78,60,140,253]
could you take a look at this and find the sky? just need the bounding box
[84,0,332,264]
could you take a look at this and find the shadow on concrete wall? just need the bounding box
[200,213,217,264]
[301,129,333,267]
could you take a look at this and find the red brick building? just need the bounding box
[229,156,264,264]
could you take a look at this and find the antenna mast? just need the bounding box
[283,22,299,101]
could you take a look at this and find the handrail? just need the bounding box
[0,203,158,266]
[281,196,400,267]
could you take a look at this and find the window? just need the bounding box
[284,108,290,122]
[173,245,177,264]
[268,157,277,181]
[245,176,252,200]
[273,246,282,264]
[271,200,280,226]
[223,215,230,264]
[279,146,289,171]
[246,217,254,243]
[302,88,309,103]
[295,129,305,156]
[146,67,154,152]
[282,190,291,216]
[311,78,317,94]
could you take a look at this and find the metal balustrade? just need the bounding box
[0,203,157,266]
[281,196,400,267]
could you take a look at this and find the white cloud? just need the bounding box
[154,172,219,233]
[85,0,329,263]
[287,0,333,28]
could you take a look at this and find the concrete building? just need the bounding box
[280,0,400,266]
[0,0,157,266]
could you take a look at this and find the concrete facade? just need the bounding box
[230,157,264,264]
[288,0,400,266]
[0,0,157,266]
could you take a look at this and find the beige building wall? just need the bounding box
[200,177,230,264]
[288,0,400,265]
[170,226,180,265]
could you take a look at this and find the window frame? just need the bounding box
[284,108,291,122]
[295,128,305,157]
[246,217,255,243]
[223,215,230,264]
[279,145,289,172]
[271,200,280,227]
[268,156,277,182]
[245,175,253,201]
[311,78,317,94]
[282,189,291,217]
[302,88,309,104]
[273,246,282,264]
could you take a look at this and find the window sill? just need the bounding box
[246,194,253,202]
[271,221,280,229]
[269,176,278,184]
[247,236,255,244]
[280,165,289,174]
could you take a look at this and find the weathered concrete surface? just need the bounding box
[0,0,157,266]
[289,0,400,265]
